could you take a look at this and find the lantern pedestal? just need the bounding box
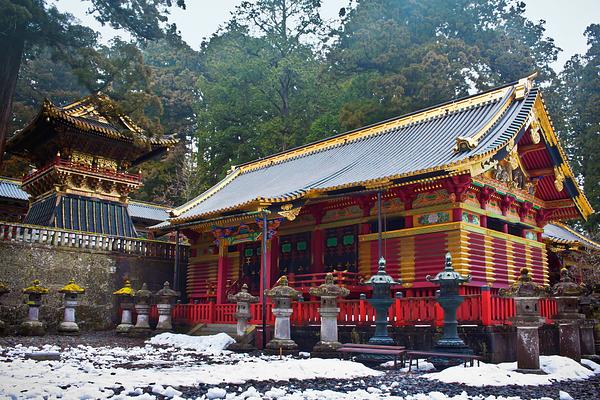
[129,283,153,337]
[551,268,585,362]
[228,284,259,352]
[155,281,179,332]
[265,307,298,355]
[57,297,80,335]
[117,303,134,334]
[21,306,45,337]
[580,320,596,356]
[309,273,350,357]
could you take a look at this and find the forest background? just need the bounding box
[1,0,599,234]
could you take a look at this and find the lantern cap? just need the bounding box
[113,279,134,296]
[58,278,85,294]
[156,281,179,298]
[426,253,471,284]
[228,283,259,303]
[23,279,49,294]
[265,275,300,298]
[365,258,401,285]
[309,272,350,298]
[552,268,584,297]
[500,267,546,297]
[134,282,153,299]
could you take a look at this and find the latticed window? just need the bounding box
[279,232,311,276]
[324,225,357,272]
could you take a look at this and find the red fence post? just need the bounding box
[208,301,215,323]
[480,286,492,326]
[434,303,444,327]
[359,294,367,325]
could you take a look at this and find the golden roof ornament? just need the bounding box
[554,166,565,192]
[58,278,85,294]
[22,279,49,295]
[113,279,134,296]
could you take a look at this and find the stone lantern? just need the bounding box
[113,279,135,334]
[0,282,9,334]
[264,275,301,354]
[57,278,85,335]
[552,268,585,361]
[21,279,49,336]
[365,258,401,346]
[130,283,153,337]
[228,283,259,351]
[155,281,179,331]
[578,290,597,357]
[426,253,472,369]
[309,272,350,355]
[501,267,546,373]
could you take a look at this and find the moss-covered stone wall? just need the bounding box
[0,241,173,333]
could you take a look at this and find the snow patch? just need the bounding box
[424,355,600,386]
[147,332,235,354]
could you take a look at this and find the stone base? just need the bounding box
[58,321,80,335]
[128,327,153,338]
[265,339,299,356]
[227,342,256,352]
[20,320,45,336]
[368,336,395,346]
[515,368,546,374]
[311,341,342,359]
[116,323,133,335]
[430,341,474,370]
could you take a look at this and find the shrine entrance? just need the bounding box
[240,242,262,295]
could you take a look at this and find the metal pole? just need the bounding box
[261,211,268,348]
[174,228,180,291]
[377,190,382,260]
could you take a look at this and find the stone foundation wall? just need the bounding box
[0,241,173,334]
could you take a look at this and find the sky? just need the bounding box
[53,0,600,71]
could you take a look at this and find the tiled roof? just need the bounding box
[0,178,168,224]
[0,178,28,201]
[128,201,170,222]
[543,223,600,250]
[172,77,543,223]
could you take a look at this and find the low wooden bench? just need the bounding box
[337,343,406,368]
[405,350,482,372]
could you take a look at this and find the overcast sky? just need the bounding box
[53,0,599,71]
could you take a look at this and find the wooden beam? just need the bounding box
[528,167,554,177]
[518,143,546,156]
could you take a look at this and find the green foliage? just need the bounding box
[548,25,600,232]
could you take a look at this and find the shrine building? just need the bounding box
[5,94,177,237]
[160,75,592,302]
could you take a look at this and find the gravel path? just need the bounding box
[1,333,597,399]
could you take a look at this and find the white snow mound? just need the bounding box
[147,332,235,353]
[424,355,600,387]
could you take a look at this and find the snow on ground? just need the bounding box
[148,332,235,353]
[0,334,380,399]
[424,355,600,387]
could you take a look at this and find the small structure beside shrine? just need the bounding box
[21,280,49,336]
[309,272,350,354]
[57,279,85,335]
[131,283,153,337]
[228,283,259,351]
[155,281,179,331]
[552,268,585,361]
[501,268,546,373]
[426,253,473,369]
[264,276,300,355]
[114,279,135,334]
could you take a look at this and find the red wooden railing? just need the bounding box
[162,295,558,327]
[289,271,362,293]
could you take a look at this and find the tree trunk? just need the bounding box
[0,26,26,168]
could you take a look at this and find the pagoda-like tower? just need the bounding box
[5,94,177,237]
